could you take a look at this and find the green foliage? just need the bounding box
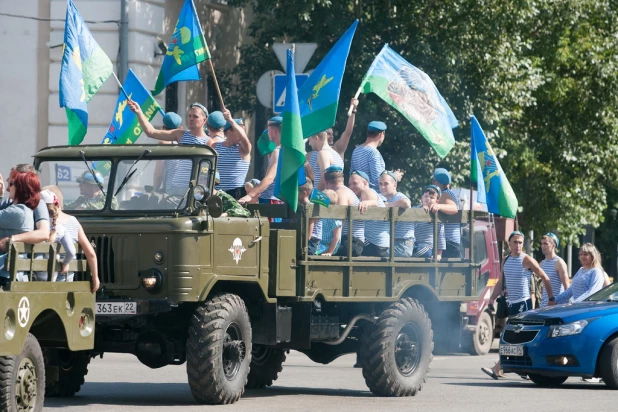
[222,0,618,243]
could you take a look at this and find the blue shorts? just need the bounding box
[507,299,532,316]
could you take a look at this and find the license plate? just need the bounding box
[96,302,137,315]
[499,344,524,356]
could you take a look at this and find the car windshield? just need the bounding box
[587,282,618,302]
[39,160,113,211]
[111,157,209,211]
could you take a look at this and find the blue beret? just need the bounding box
[247,178,261,187]
[268,116,283,126]
[367,121,387,132]
[544,232,559,248]
[162,112,182,129]
[433,168,451,185]
[207,111,226,129]
[324,165,343,174]
[509,230,524,241]
[224,118,244,132]
[76,171,104,185]
[423,184,441,197]
[351,170,370,182]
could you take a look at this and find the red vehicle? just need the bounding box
[460,217,515,355]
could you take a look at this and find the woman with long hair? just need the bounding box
[556,243,605,303]
[0,171,40,283]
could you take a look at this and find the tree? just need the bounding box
[222,0,618,242]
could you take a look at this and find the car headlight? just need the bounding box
[548,320,588,338]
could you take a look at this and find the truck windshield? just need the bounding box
[110,157,202,211]
[40,160,113,211]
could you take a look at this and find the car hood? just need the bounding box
[511,301,618,323]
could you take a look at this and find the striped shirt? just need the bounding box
[318,218,342,254]
[350,145,385,188]
[364,189,390,247]
[214,142,250,191]
[443,189,461,244]
[556,267,605,304]
[165,131,208,195]
[386,192,414,240]
[260,147,281,201]
[540,257,565,308]
[341,188,365,242]
[503,254,531,304]
[413,206,445,249]
[61,216,82,282]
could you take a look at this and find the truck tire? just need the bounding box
[362,298,433,397]
[467,312,493,356]
[246,345,286,389]
[528,373,568,387]
[599,337,618,389]
[187,294,252,404]
[0,333,45,412]
[44,349,90,397]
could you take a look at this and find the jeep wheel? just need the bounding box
[187,294,252,404]
[528,374,568,387]
[44,349,90,397]
[467,312,493,356]
[599,337,618,389]
[0,333,45,412]
[362,298,433,397]
[246,345,286,389]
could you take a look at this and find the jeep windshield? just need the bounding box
[37,150,213,214]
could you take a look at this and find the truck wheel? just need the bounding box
[362,298,433,397]
[528,373,567,387]
[599,337,618,389]
[187,294,252,404]
[246,345,286,389]
[467,312,493,356]
[44,349,90,397]
[0,333,45,412]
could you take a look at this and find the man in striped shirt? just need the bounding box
[128,101,210,195]
[428,168,462,258]
[349,170,390,257]
[413,185,446,260]
[379,171,414,257]
[308,131,344,191]
[349,121,387,189]
[205,111,226,146]
[214,110,252,200]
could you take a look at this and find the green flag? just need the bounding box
[359,44,458,158]
[274,50,307,212]
[257,129,276,156]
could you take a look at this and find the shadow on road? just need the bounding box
[45,382,375,407]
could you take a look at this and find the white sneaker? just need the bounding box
[582,377,602,383]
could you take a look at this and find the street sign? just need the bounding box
[273,74,309,114]
[272,43,317,73]
[56,165,72,182]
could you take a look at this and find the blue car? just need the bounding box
[499,282,618,388]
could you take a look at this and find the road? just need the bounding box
[46,349,615,412]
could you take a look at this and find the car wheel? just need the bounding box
[528,373,567,387]
[599,337,618,389]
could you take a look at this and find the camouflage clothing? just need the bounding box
[216,191,251,218]
[68,191,118,210]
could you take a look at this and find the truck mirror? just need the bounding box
[206,195,223,218]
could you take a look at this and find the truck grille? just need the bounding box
[93,236,116,283]
[502,330,538,344]
[501,355,533,367]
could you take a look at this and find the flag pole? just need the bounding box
[111,72,130,100]
[190,0,226,110]
[347,43,389,116]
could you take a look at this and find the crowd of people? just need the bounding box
[128,97,466,259]
[0,165,99,292]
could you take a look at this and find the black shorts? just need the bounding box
[442,241,462,259]
[335,236,365,257]
[362,242,389,257]
[507,299,533,316]
[225,187,247,200]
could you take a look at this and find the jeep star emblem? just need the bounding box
[18,296,30,328]
[228,238,246,264]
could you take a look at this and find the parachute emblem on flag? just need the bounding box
[307,74,334,111]
[167,26,192,65]
[478,146,500,193]
[114,94,132,129]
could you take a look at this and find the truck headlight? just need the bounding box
[548,320,589,338]
[140,268,163,291]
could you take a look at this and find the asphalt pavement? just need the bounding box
[45,346,615,412]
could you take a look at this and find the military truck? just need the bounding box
[34,144,484,405]
[0,241,95,411]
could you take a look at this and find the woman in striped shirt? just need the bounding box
[539,232,569,308]
[482,231,555,379]
[556,243,605,304]
[214,110,252,200]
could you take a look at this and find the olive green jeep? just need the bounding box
[0,241,95,411]
[34,144,482,405]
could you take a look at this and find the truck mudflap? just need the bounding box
[95,298,172,322]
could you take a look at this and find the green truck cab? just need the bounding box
[34,144,482,405]
[0,241,95,411]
